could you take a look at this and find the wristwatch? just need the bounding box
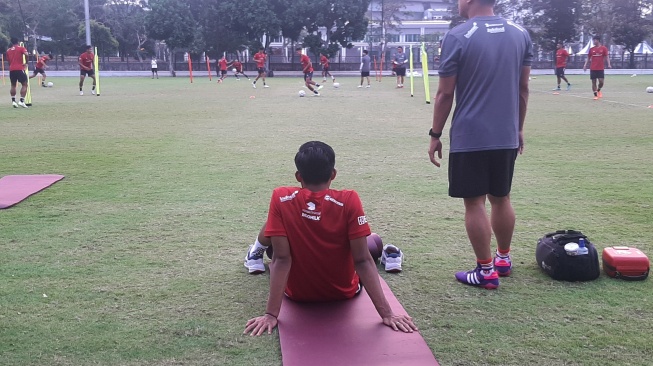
[429,129,442,139]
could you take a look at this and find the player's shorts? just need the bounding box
[555,67,565,77]
[323,66,330,73]
[304,72,314,81]
[80,69,95,77]
[590,70,605,80]
[395,67,406,77]
[257,67,266,74]
[235,68,243,73]
[9,70,28,84]
[220,70,227,76]
[361,71,370,77]
[449,148,519,198]
[151,68,158,73]
[33,68,46,75]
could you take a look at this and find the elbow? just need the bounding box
[436,90,455,102]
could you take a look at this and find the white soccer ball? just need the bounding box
[47,82,53,87]
[232,68,237,73]
[647,86,653,93]
[333,82,340,88]
[298,90,306,97]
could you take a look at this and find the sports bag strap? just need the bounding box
[616,269,650,281]
[544,230,586,239]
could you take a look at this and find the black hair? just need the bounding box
[295,47,303,52]
[48,53,53,59]
[259,47,265,51]
[294,141,336,185]
[86,45,92,51]
[11,37,19,45]
[363,50,368,55]
[593,36,601,41]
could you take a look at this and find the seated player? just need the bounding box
[243,141,415,336]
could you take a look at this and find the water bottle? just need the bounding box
[578,238,589,255]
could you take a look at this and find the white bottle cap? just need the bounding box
[564,243,579,256]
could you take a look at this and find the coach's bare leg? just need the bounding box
[463,195,492,260]
[488,194,515,253]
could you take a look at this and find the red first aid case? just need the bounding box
[602,246,650,281]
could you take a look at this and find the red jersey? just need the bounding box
[556,49,569,68]
[300,54,313,73]
[589,46,608,71]
[79,52,94,70]
[320,55,329,68]
[253,52,266,68]
[36,56,49,69]
[265,187,371,302]
[6,45,28,71]
[218,59,228,70]
[232,60,242,71]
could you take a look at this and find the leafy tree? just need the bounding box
[78,20,119,54]
[146,0,195,75]
[525,0,581,51]
[312,0,369,49]
[103,0,149,61]
[368,0,406,54]
[612,0,653,68]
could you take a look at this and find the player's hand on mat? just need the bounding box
[244,314,278,336]
[518,131,525,155]
[428,137,443,167]
[383,315,418,333]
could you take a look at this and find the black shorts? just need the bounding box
[257,67,266,75]
[221,70,227,76]
[33,68,46,75]
[395,67,406,77]
[323,66,330,73]
[590,70,605,80]
[304,72,313,81]
[555,67,565,77]
[80,69,95,77]
[151,68,158,73]
[449,149,519,198]
[10,70,28,84]
[361,71,370,77]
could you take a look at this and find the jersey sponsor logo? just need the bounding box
[307,202,316,211]
[279,190,299,202]
[485,23,505,34]
[302,212,321,221]
[325,195,343,207]
[464,22,479,39]
[357,216,367,226]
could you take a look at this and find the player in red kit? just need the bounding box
[78,45,96,96]
[320,52,335,83]
[252,47,268,88]
[231,59,250,80]
[217,56,229,83]
[297,48,323,96]
[583,36,611,100]
[242,141,415,336]
[5,37,29,108]
[553,43,571,91]
[30,54,52,87]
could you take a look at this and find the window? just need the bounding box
[405,34,421,43]
[386,34,400,43]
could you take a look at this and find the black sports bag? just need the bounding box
[536,230,600,281]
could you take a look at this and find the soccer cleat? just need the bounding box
[358,85,363,88]
[566,84,572,91]
[92,89,96,95]
[264,85,270,88]
[313,92,321,97]
[80,91,84,96]
[366,85,371,88]
[493,254,512,277]
[316,85,324,90]
[323,78,327,82]
[552,87,561,91]
[598,91,603,98]
[252,83,257,89]
[18,101,28,108]
[12,101,18,108]
[244,245,266,274]
[455,264,500,289]
[593,96,599,100]
[381,244,403,273]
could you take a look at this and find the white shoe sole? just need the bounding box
[244,258,265,274]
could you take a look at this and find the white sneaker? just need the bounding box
[244,245,266,274]
[12,101,18,108]
[358,85,362,88]
[252,83,257,89]
[366,85,371,88]
[381,244,403,273]
[322,78,327,82]
[264,85,270,88]
[92,89,96,95]
[313,92,321,97]
[316,85,324,90]
[80,91,84,96]
[18,101,28,108]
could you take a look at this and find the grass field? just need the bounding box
[1,73,653,366]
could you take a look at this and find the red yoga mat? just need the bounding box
[0,175,65,209]
[278,277,439,366]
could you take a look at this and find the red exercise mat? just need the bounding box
[0,175,64,209]
[278,277,439,366]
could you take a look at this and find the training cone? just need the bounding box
[249,96,255,99]
[553,92,560,95]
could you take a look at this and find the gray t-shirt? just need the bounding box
[394,52,408,68]
[361,55,371,72]
[439,16,533,153]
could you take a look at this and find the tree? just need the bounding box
[525,0,581,51]
[103,0,149,61]
[78,20,119,54]
[312,0,369,50]
[146,0,195,75]
[368,0,406,54]
[612,0,653,68]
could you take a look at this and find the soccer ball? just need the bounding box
[298,90,306,97]
[333,82,340,88]
[232,68,237,73]
[646,86,653,93]
[47,82,53,87]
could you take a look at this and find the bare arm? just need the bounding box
[518,66,530,154]
[351,236,417,332]
[244,235,292,336]
[428,75,457,167]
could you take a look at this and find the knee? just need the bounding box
[488,194,511,207]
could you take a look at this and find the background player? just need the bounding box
[217,56,229,83]
[252,47,269,88]
[78,45,96,96]
[359,50,371,88]
[243,141,415,336]
[231,59,250,80]
[6,37,29,108]
[151,57,159,79]
[553,43,571,91]
[583,36,611,100]
[320,52,335,83]
[30,53,52,87]
[393,46,408,88]
[297,48,322,96]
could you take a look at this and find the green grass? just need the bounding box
[1,74,652,365]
